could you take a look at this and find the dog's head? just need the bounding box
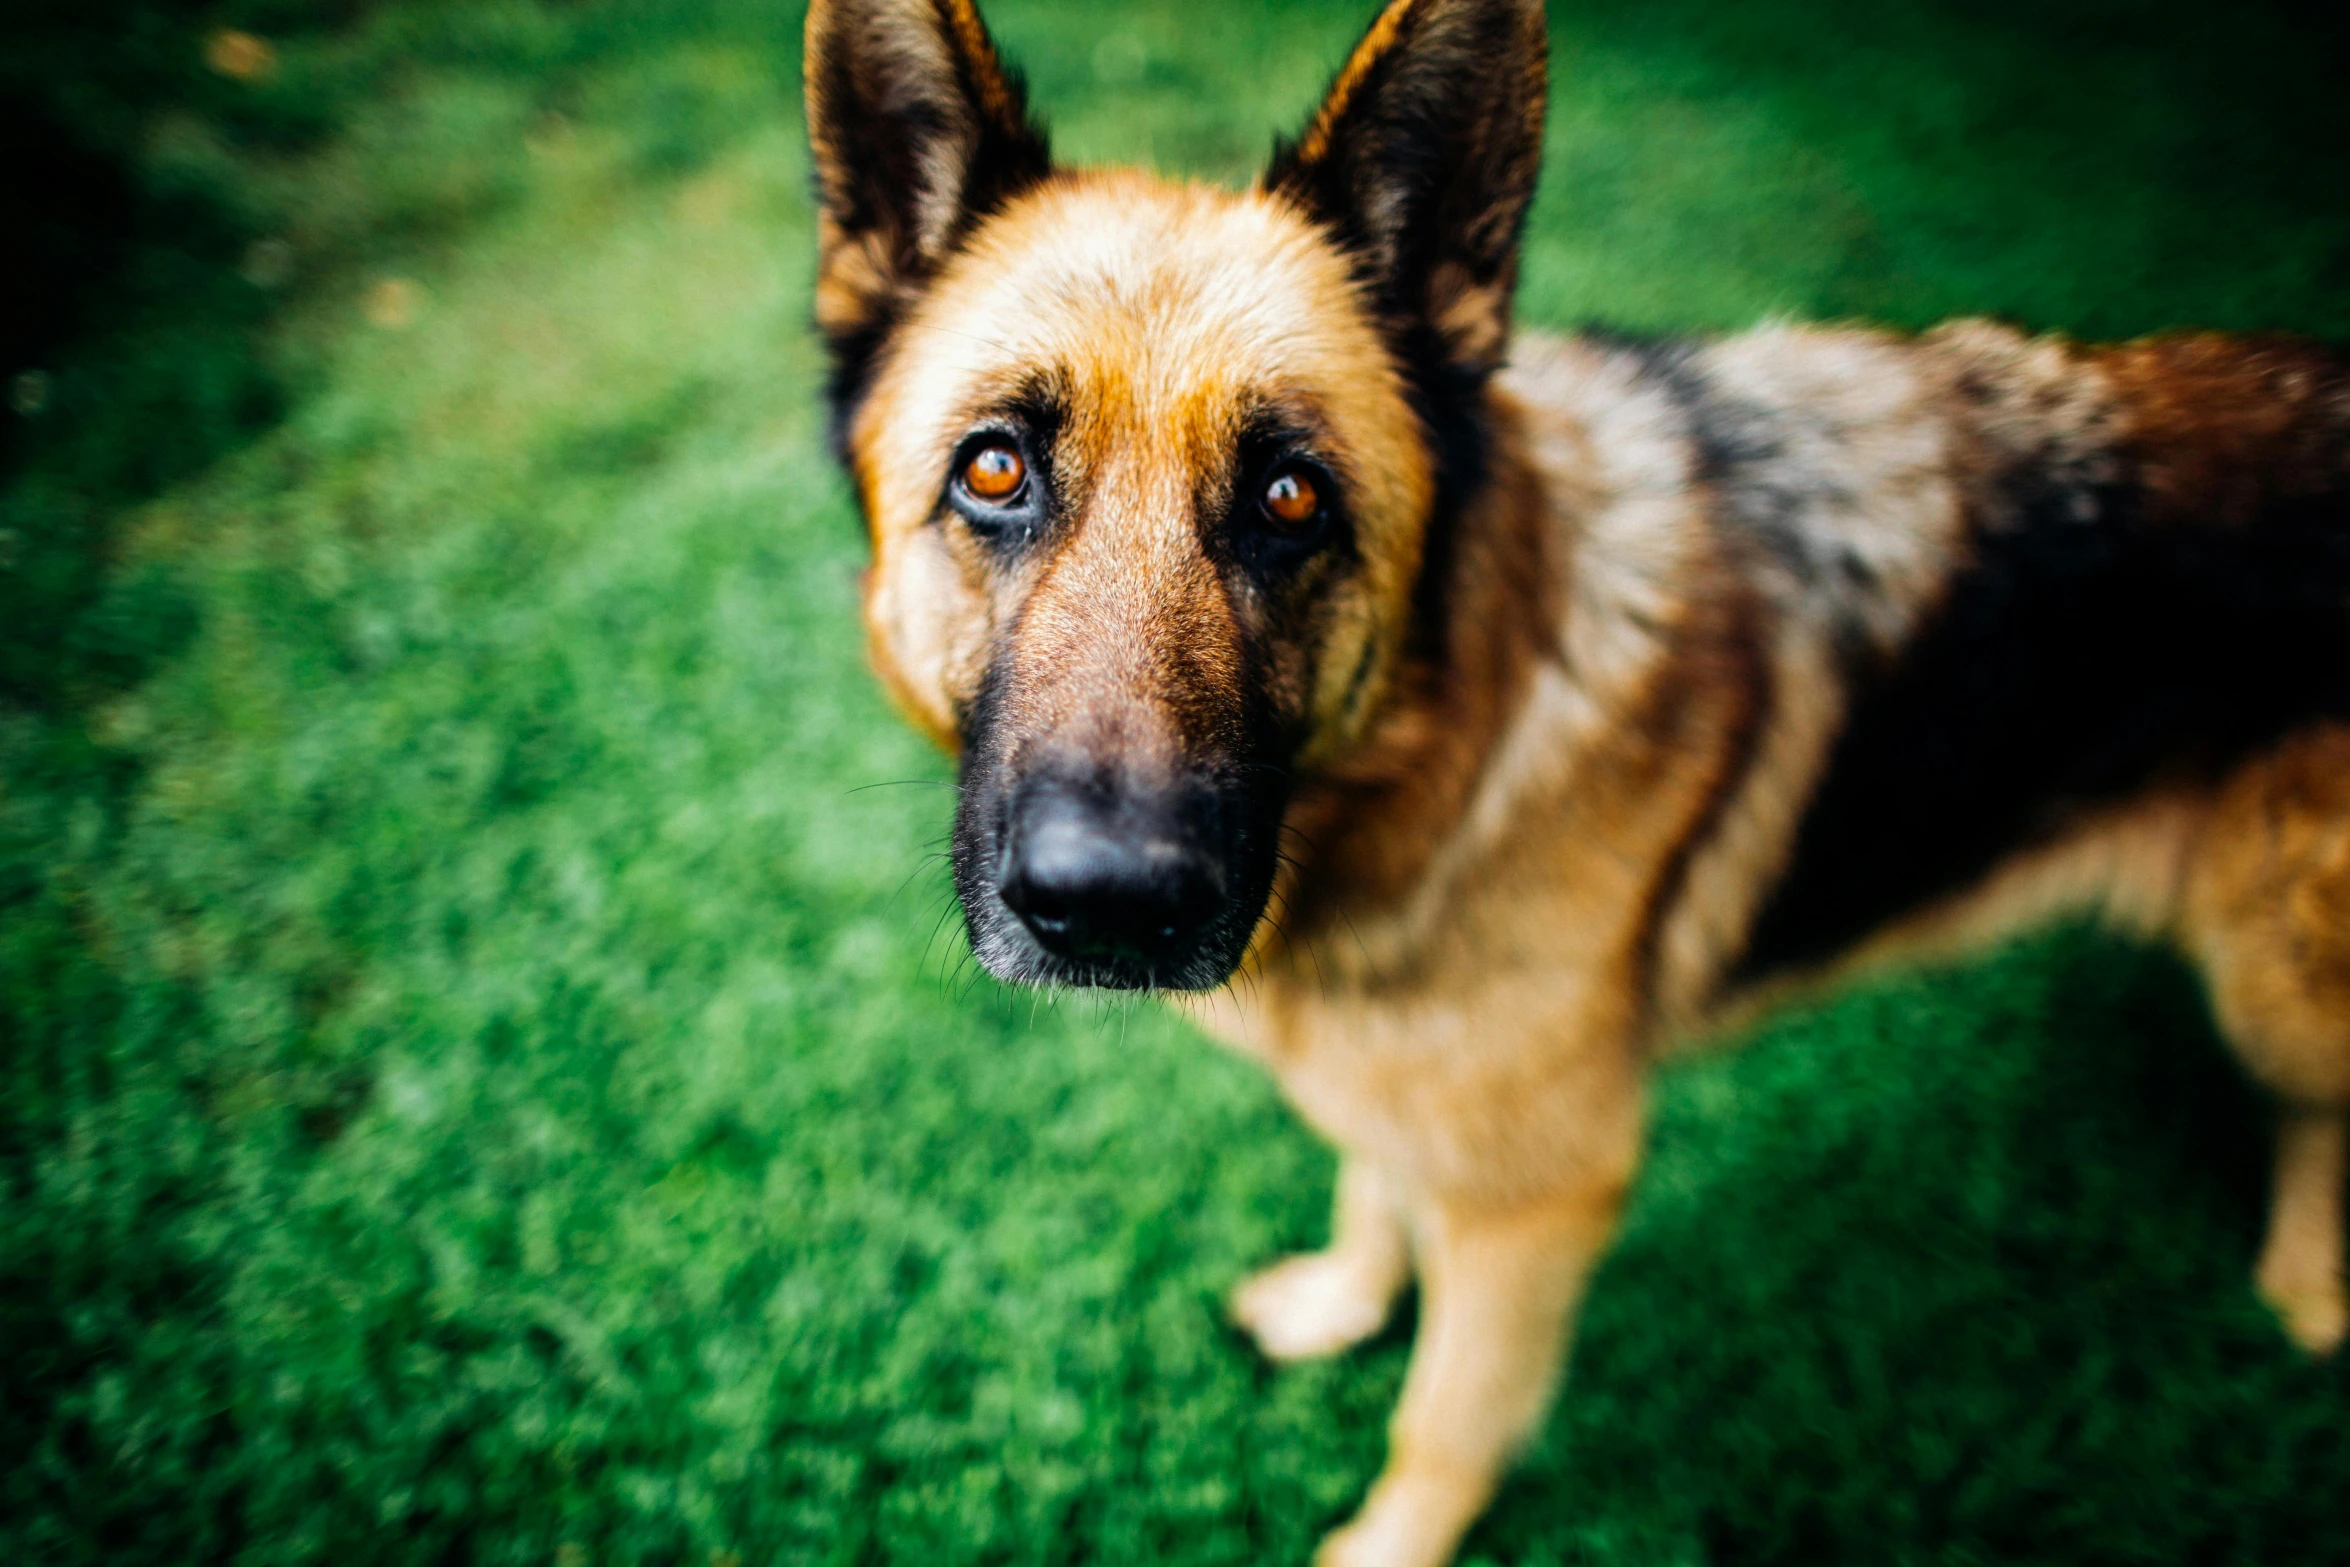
[807,0,1547,989]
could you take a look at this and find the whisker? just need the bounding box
[921,899,963,972]
[889,851,952,905]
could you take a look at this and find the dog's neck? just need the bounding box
[1243,349,1762,1012]
[1270,380,1564,948]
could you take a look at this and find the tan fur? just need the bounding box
[2182,728,2350,1353]
[808,3,2350,1562]
[1289,0,1419,169]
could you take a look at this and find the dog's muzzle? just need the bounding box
[954,761,1277,992]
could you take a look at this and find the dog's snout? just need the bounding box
[997,783,1225,967]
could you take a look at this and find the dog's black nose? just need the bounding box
[997,783,1224,966]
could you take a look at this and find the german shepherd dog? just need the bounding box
[804,0,2350,1560]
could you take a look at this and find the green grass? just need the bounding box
[5,2,2348,1562]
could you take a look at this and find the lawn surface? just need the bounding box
[5,2,2349,1563]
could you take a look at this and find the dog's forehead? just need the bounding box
[853,173,1430,558]
[889,175,1392,435]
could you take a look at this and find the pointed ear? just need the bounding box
[804,0,1052,413]
[1265,0,1547,380]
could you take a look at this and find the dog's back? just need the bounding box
[1499,323,2350,1000]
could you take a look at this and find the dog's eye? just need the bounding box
[1261,468,1321,532]
[961,442,1026,503]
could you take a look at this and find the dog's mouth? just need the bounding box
[950,768,1281,992]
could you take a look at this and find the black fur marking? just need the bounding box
[1207,406,1356,589]
[1614,335,1826,584]
[1738,458,2350,979]
[1189,403,1368,766]
[1262,0,1544,352]
[823,316,896,464]
[807,0,1054,459]
[1338,635,1381,723]
[1616,331,1905,672]
[1398,339,1494,663]
[942,376,1069,558]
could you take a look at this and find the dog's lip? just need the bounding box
[1023,954,1235,992]
[977,886,1246,991]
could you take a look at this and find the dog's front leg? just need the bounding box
[1316,1182,1625,1567]
[1232,1159,1413,1361]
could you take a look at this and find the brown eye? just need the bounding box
[962,442,1026,502]
[1262,468,1320,529]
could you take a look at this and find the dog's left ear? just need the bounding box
[1266,0,1547,379]
[804,0,1052,415]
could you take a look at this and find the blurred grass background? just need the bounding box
[4,1,2349,1562]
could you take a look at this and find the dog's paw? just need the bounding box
[1312,1469,1486,1567]
[1230,1250,1398,1362]
[2261,1277,2348,1356]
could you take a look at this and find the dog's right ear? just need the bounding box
[804,0,1052,424]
